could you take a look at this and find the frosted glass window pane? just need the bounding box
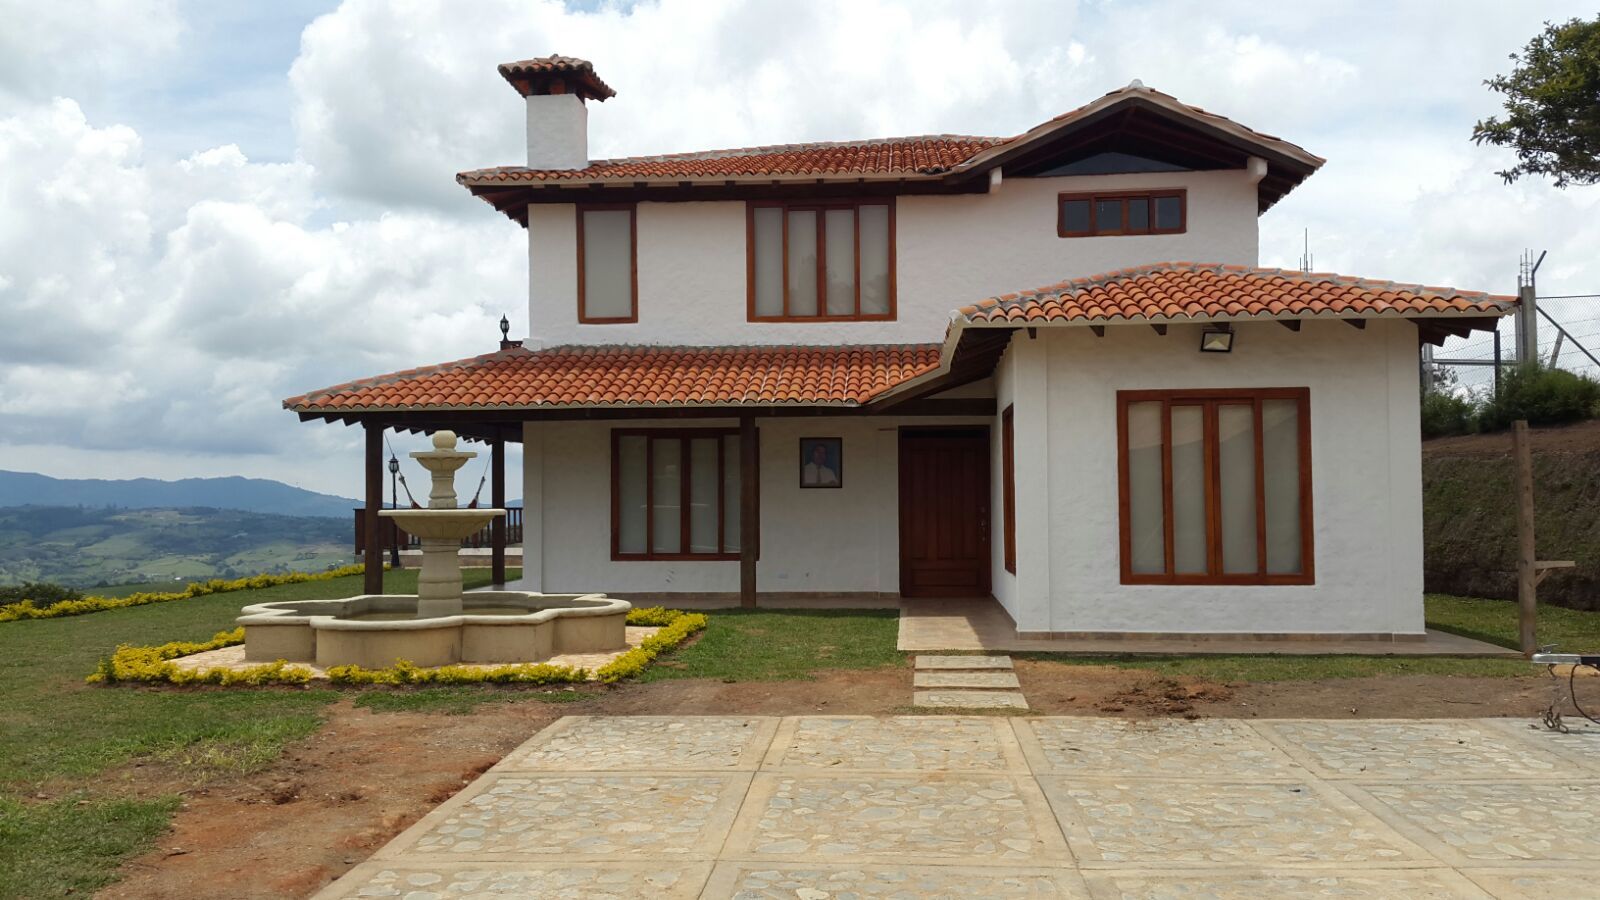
[722,436,740,553]
[824,208,855,316]
[1171,405,1207,574]
[617,436,647,554]
[651,438,681,553]
[787,210,818,316]
[689,438,719,554]
[1126,402,1165,574]
[753,207,783,317]
[1263,399,1303,574]
[1218,404,1258,574]
[859,205,890,315]
[581,209,632,319]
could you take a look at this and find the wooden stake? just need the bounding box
[1513,419,1536,656]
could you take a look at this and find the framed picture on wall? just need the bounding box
[799,437,843,488]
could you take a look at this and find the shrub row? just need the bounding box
[0,565,369,624]
[1423,364,1600,437]
[87,606,707,686]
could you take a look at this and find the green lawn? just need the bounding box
[639,608,903,682]
[0,567,513,899]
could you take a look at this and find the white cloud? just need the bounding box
[3,0,1600,495]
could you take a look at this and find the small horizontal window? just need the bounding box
[1058,190,1186,238]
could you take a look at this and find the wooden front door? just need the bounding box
[898,428,991,598]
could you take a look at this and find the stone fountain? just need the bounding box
[381,431,504,619]
[236,431,630,669]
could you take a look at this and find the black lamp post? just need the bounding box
[499,314,512,349]
[387,453,401,568]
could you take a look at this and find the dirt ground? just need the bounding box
[1422,417,1600,457]
[101,663,1570,900]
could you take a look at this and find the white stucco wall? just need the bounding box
[523,170,1260,347]
[521,414,987,596]
[1003,318,1426,636]
[525,94,588,170]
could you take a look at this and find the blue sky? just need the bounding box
[1,0,1597,496]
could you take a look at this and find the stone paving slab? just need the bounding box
[373,772,750,862]
[317,860,713,899]
[762,715,1029,772]
[702,862,1090,898]
[313,715,1600,899]
[914,670,1022,689]
[1041,777,1431,867]
[1483,717,1600,774]
[1016,717,1305,781]
[1254,718,1574,781]
[724,772,1069,865]
[498,716,778,772]
[1345,780,1600,866]
[1461,868,1600,899]
[914,689,1029,709]
[1080,867,1494,899]
[915,654,1013,670]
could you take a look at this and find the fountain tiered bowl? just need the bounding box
[237,431,629,669]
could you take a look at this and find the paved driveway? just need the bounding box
[315,715,1599,899]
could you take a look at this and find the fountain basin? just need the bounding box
[237,592,631,669]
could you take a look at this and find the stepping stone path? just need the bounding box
[912,655,1028,709]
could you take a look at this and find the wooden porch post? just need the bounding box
[363,421,384,595]
[740,414,758,608]
[491,428,507,588]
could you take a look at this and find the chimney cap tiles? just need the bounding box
[498,55,615,101]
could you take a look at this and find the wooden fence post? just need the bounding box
[1513,420,1536,656]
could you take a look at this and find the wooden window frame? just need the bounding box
[610,427,745,561]
[1057,188,1187,238]
[1001,405,1016,575]
[745,198,897,322]
[577,203,638,324]
[1115,387,1314,586]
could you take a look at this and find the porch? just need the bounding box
[897,596,1520,657]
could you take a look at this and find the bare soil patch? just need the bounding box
[1423,418,1600,457]
[100,664,1562,899]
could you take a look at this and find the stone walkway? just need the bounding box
[314,715,1600,899]
[913,655,1029,709]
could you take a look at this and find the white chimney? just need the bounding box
[496,56,615,170]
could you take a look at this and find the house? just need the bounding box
[286,56,1514,640]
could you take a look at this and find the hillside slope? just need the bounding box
[0,506,351,587]
[1423,422,1600,611]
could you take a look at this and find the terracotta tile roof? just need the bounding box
[457,81,1320,189]
[957,263,1517,325]
[284,344,942,413]
[498,55,615,100]
[458,135,1005,184]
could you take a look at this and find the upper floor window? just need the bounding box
[1058,189,1185,238]
[578,204,637,323]
[748,199,895,321]
[1117,388,1312,586]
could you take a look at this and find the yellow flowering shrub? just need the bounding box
[2,564,370,624]
[325,659,589,685]
[596,612,708,683]
[87,627,314,685]
[88,607,705,687]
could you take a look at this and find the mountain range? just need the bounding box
[0,470,358,518]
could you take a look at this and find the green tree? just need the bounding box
[1472,17,1600,187]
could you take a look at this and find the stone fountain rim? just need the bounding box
[237,591,631,631]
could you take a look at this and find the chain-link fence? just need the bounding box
[1426,293,1600,397]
